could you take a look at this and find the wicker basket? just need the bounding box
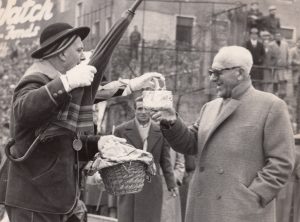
[99,161,147,195]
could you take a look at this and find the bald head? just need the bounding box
[212,46,253,75]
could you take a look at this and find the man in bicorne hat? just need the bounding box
[0,22,164,222]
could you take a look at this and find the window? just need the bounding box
[280,26,296,41]
[93,21,100,37]
[60,0,70,12]
[176,16,194,49]
[106,16,112,34]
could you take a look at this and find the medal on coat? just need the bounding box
[73,138,82,151]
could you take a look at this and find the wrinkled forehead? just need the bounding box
[212,56,235,70]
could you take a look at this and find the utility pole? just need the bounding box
[140,0,146,76]
[140,39,145,75]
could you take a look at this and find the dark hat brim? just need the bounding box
[31,26,90,59]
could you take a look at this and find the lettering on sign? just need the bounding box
[0,42,9,57]
[0,0,54,56]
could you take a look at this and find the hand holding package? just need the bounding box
[129,72,165,91]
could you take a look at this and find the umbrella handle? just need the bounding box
[128,0,143,13]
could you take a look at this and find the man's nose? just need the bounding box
[209,74,218,82]
[80,52,86,61]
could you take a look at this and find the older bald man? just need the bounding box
[151,46,295,222]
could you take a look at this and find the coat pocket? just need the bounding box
[31,157,64,186]
[239,182,261,208]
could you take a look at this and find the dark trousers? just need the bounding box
[129,44,139,60]
[6,206,86,222]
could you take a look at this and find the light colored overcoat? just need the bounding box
[162,81,295,222]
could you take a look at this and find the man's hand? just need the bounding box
[129,72,165,91]
[65,64,97,90]
[97,135,127,152]
[150,107,177,124]
[169,187,179,197]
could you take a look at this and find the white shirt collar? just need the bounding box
[250,39,258,46]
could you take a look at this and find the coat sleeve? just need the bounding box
[94,80,127,103]
[160,139,176,190]
[248,98,295,207]
[13,74,70,127]
[161,110,203,155]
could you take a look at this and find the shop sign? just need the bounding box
[0,0,54,57]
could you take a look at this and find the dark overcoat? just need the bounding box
[244,41,265,81]
[0,61,104,214]
[114,119,176,222]
[244,40,265,66]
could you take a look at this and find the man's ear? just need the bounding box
[58,51,66,62]
[237,68,246,81]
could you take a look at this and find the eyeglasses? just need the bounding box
[208,66,240,78]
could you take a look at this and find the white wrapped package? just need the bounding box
[142,77,173,110]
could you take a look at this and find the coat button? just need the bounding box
[199,166,205,172]
[216,195,222,200]
[217,168,224,175]
[53,93,58,98]
[58,90,63,95]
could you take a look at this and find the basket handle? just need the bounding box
[153,78,166,90]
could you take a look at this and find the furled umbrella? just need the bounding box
[78,0,143,102]
[70,0,144,133]
[89,0,143,98]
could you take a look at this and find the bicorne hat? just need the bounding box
[31,23,90,59]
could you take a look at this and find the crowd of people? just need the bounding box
[242,2,300,132]
[244,2,284,93]
[246,2,281,36]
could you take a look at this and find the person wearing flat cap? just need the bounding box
[262,5,281,35]
[0,22,164,222]
[151,46,295,222]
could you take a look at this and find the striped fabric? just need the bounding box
[54,102,94,133]
[23,61,95,136]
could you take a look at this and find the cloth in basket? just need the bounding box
[86,139,156,195]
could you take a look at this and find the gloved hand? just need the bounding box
[65,64,97,90]
[169,187,179,197]
[129,72,165,92]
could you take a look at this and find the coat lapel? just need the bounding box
[201,99,241,153]
[147,123,161,153]
[123,120,143,150]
